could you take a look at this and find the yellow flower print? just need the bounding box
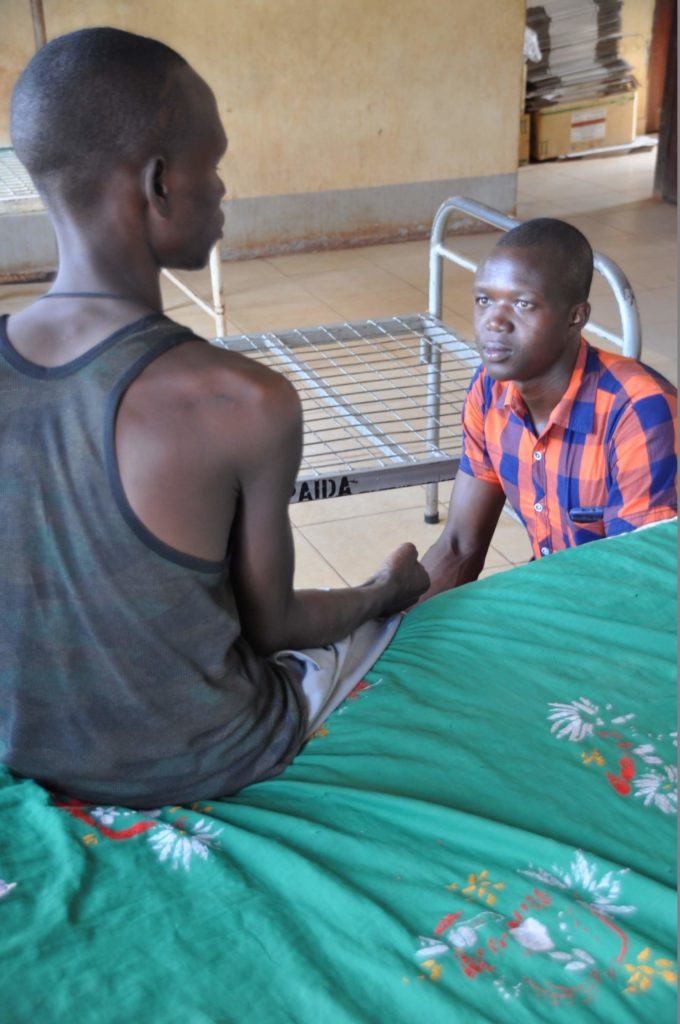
[625,947,677,994]
[421,958,443,981]
[581,748,605,766]
[452,869,506,906]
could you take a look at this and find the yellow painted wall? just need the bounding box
[0,1,38,144]
[1,0,524,199]
[621,0,656,134]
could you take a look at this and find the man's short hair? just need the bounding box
[11,27,189,207]
[496,217,594,304]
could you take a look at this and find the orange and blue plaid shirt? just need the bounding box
[460,338,677,559]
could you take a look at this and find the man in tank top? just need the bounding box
[0,29,429,808]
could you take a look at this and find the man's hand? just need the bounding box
[366,542,430,615]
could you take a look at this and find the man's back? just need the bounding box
[0,310,308,808]
[1,28,429,807]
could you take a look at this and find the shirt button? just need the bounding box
[540,546,550,556]
[534,502,543,512]
[534,451,543,461]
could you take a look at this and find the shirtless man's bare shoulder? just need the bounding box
[115,333,300,567]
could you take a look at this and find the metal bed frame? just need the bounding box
[1,147,642,523]
[209,197,642,522]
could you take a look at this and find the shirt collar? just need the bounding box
[497,338,597,434]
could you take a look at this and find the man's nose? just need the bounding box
[487,306,512,331]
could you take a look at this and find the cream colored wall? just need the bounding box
[0,0,39,144]
[1,0,524,200]
[621,0,656,134]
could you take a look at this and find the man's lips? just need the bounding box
[481,341,513,362]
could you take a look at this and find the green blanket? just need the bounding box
[1,522,676,1023]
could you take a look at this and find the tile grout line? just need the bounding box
[262,244,432,319]
[263,250,375,279]
[487,545,515,568]
[291,498,427,529]
[293,527,351,587]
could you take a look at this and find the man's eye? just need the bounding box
[515,299,534,310]
[474,296,490,306]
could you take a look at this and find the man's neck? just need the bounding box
[515,337,582,436]
[49,199,163,314]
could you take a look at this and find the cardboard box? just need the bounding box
[519,113,530,165]
[531,90,638,161]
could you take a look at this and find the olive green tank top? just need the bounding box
[0,312,307,808]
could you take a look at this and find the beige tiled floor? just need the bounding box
[1,149,675,588]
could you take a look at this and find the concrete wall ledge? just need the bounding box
[220,172,517,260]
[0,209,58,278]
[0,171,516,277]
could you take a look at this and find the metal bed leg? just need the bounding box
[424,483,439,524]
[209,244,226,339]
[160,243,226,339]
[424,340,442,523]
[423,215,447,524]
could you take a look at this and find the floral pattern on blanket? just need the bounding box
[0,878,17,900]
[309,675,384,739]
[52,797,222,871]
[547,698,677,814]
[414,850,677,1008]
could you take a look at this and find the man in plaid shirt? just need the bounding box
[421,218,677,601]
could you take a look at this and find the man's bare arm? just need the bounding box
[419,472,506,602]
[230,372,429,656]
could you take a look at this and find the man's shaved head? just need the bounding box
[11,28,193,207]
[494,217,594,306]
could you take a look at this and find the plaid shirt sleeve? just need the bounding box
[459,368,501,486]
[604,387,678,537]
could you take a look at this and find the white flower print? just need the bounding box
[90,806,120,826]
[550,947,596,971]
[631,744,663,766]
[415,911,503,960]
[91,806,162,826]
[415,939,449,960]
[610,714,635,726]
[633,765,677,815]
[0,879,17,899]
[148,817,222,870]
[510,917,554,952]
[547,698,601,742]
[518,851,635,917]
[445,912,503,950]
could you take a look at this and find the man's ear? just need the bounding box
[142,156,169,216]
[570,301,591,330]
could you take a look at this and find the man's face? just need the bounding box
[472,246,582,383]
[154,69,227,271]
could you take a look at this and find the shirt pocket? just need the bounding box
[568,505,605,524]
[568,506,606,543]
